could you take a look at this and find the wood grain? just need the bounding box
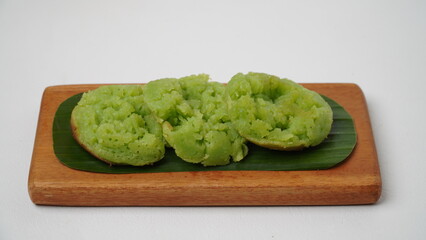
[28,83,381,206]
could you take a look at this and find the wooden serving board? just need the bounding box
[28,83,381,206]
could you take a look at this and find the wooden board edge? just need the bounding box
[28,86,53,205]
[28,174,381,206]
[353,84,382,203]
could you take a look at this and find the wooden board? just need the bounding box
[28,83,381,206]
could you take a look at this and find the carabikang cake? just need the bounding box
[226,72,333,150]
[71,85,165,166]
[143,74,248,166]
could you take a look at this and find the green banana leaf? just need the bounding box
[53,93,356,173]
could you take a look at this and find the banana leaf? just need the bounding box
[53,93,356,173]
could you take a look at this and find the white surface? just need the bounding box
[1,0,425,239]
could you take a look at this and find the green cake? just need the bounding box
[143,74,248,166]
[226,72,333,150]
[71,85,165,166]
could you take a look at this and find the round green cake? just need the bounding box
[71,85,165,166]
[227,72,333,150]
[143,74,248,166]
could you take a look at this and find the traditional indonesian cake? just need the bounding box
[69,73,334,167]
[143,74,248,166]
[71,85,165,166]
[226,72,333,150]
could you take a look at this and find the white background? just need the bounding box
[1,0,426,239]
